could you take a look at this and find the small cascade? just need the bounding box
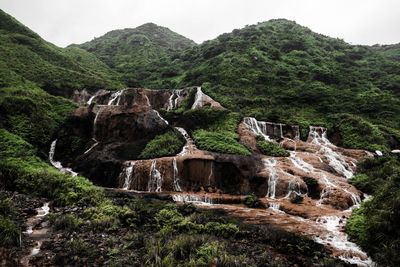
[279,123,283,138]
[268,202,282,212]
[172,158,182,192]
[175,127,196,155]
[285,179,302,198]
[315,216,374,266]
[83,139,99,154]
[21,202,50,265]
[307,126,353,179]
[243,117,271,141]
[49,140,77,176]
[87,95,96,105]
[107,90,124,105]
[154,110,169,125]
[172,194,213,205]
[289,152,314,173]
[167,89,183,111]
[318,173,361,207]
[119,162,135,190]
[93,106,105,140]
[191,87,204,109]
[148,160,163,192]
[264,158,278,198]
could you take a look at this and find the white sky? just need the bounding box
[1,0,399,47]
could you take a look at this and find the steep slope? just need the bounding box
[171,19,400,152]
[75,23,196,87]
[0,9,124,94]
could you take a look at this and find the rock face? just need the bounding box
[50,87,376,265]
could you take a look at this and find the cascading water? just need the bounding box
[167,89,182,111]
[153,110,169,125]
[49,140,77,176]
[264,158,278,198]
[308,126,353,179]
[148,160,163,192]
[243,117,271,141]
[315,216,374,266]
[107,90,124,105]
[87,95,96,105]
[172,158,182,192]
[120,162,135,190]
[175,127,196,155]
[172,194,213,205]
[285,179,303,198]
[191,87,204,109]
[289,151,314,173]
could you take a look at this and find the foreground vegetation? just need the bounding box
[346,156,400,266]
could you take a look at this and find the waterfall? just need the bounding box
[153,110,169,125]
[49,140,77,176]
[285,179,303,198]
[172,158,182,192]
[175,127,196,155]
[172,194,213,205]
[83,140,98,154]
[292,125,300,140]
[264,158,278,198]
[107,90,124,105]
[87,95,96,105]
[93,106,105,140]
[167,89,182,111]
[191,87,203,109]
[314,216,374,266]
[307,126,353,179]
[148,160,163,192]
[279,123,283,138]
[243,117,271,141]
[289,152,314,173]
[319,173,361,207]
[120,162,135,190]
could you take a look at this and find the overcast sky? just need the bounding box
[1,0,399,47]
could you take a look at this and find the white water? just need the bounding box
[289,151,314,173]
[148,160,163,192]
[107,90,124,105]
[49,140,77,176]
[315,216,374,266]
[308,126,353,179]
[172,194,213,205]
[154,110,169,125]
[191,87,204,109]
[264,158,278,198]
[175,127,196,155]
[172,158,182,192]
[167,89,182,111]
[83,139,98,154]
[243,117,271,141]
[24,202,50,258]
[87,95,96,105]
[120,162,135,190]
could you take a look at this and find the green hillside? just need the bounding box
[75,22,196,87]
[0,9,124,93]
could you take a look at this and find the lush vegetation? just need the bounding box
[244,193,263,208]
[346,156,400,266]
[75,22,195,87]
[0,9,123,92]
[256,138,290,157]
[139,129,185,159]
[0,197,19,246]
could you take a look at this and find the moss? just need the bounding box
[244,193,262,208]
[139,129,185,159]
[256,140,289,157]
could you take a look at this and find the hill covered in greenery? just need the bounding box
[0,9,124,94]
[76,19,400,152]
[74,22,196,87]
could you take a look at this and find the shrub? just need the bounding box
[256,140,289,157]
[193,130,251,155]
[49,213,83,231]
[0,216,19,246]
[244,193,262,208]
[139,129,185,159]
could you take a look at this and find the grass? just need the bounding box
[256,139,289,157]
[139,129,185,159]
